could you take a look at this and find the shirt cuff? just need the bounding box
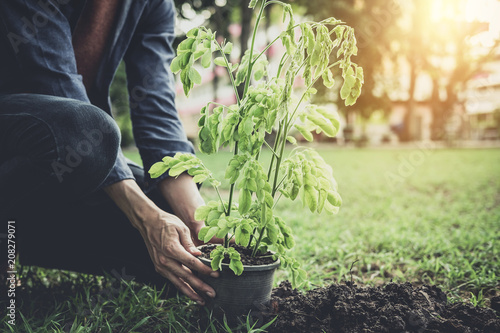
[100,149,135,188]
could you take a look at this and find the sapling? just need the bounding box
[149,0,363,287]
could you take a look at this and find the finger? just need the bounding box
[173,244,219,278]
[178,264,216,298]
[157,265,205,304]
[157,257,216,301]
[179,226,202,256]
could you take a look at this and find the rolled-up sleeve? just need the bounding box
[124,0,195,191]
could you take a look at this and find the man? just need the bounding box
[0,0,218,306]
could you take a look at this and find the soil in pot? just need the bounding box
[198,244,276,265]
[197,244,279,319]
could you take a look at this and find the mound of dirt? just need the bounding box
[263,281,500,333]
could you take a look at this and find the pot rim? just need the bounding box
[197,245,281,271]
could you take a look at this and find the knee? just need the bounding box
[69,102,121,169]
[52,102,121,194]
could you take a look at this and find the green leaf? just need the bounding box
[207,210,222,224]
[286,136,297,144]
[316,107,341,136]
[254,69,265,81]
[170,56,182,74]
[238,189,252,214]
[327,191,342,207]
[243,117,254,135]
[162,156,173,164]
[214,57,227,67]
[305,87,317,95]
[307,113,333,136]
[229,258,244,275]
[223,42,233,54]
[317,190,327,213]
[304,185,318,212]
[246,178,258,192]
[189,67,202,85]
[290,266,307,288]
[210,247,224,271]
[201,51,212,68]
[148,162,169,178]
[322,69,335,89]
[204,227,219,243]
[345,93,356,106]
[249,0,258,9]
[180,52,192,68]
[186,27,199,38]
[284,233,295,249]
[295,124,313,142]
[198,226,209,241]
[341,66,356,100]
[192,173,208,183]
[266,222,279,243]
[169,165,188,177]
[216,227,230,239]
[194,205,213,221]
[181,68,193,96]
[235,225,251,247]
[193,47,206,60]
[310,43,322,66]
[229,63,239,72]
[178,38,195,51]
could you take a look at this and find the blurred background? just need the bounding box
[110,0,500,148]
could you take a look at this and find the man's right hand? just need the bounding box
[103,179,218,305]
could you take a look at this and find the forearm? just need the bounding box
[158,173,205,227]
[103,179,159,231]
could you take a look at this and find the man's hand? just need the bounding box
[104,179,218,305]
[158,173,224,246]
[135,207,218,304]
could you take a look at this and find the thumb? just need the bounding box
[179,227,201,256]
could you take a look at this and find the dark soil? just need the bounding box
[261,281,500,333]
[198,244,276,266]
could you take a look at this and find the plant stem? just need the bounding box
[252,34,281,65]
[251,203,268,257]
[242,0,266,98]
[272,191,283,209]
[272,117,289,197]
[221,137,239,248]
[226,143,239,220]
[263,139,279,158]
[277,53,289,78]
[214,187,228,215]
[215,41,241,106]
[267,120,283,181]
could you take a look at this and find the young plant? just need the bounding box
[149,0,362,287]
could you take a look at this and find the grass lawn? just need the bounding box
[2,147,499,332]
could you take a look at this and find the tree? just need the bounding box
[395,0,500,140]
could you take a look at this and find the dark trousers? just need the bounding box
[0,93,173,292]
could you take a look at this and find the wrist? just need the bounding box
[158,173,204,225]
[103,179,159,229]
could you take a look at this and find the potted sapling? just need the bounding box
[149,0,363,316]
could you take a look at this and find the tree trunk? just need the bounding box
[401,57,417,142]
[430,78,443,140]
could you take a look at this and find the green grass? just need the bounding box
[2,147,499,332]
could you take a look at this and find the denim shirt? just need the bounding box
[0,0,195,191]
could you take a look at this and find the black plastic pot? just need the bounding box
[197,250,280,317]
